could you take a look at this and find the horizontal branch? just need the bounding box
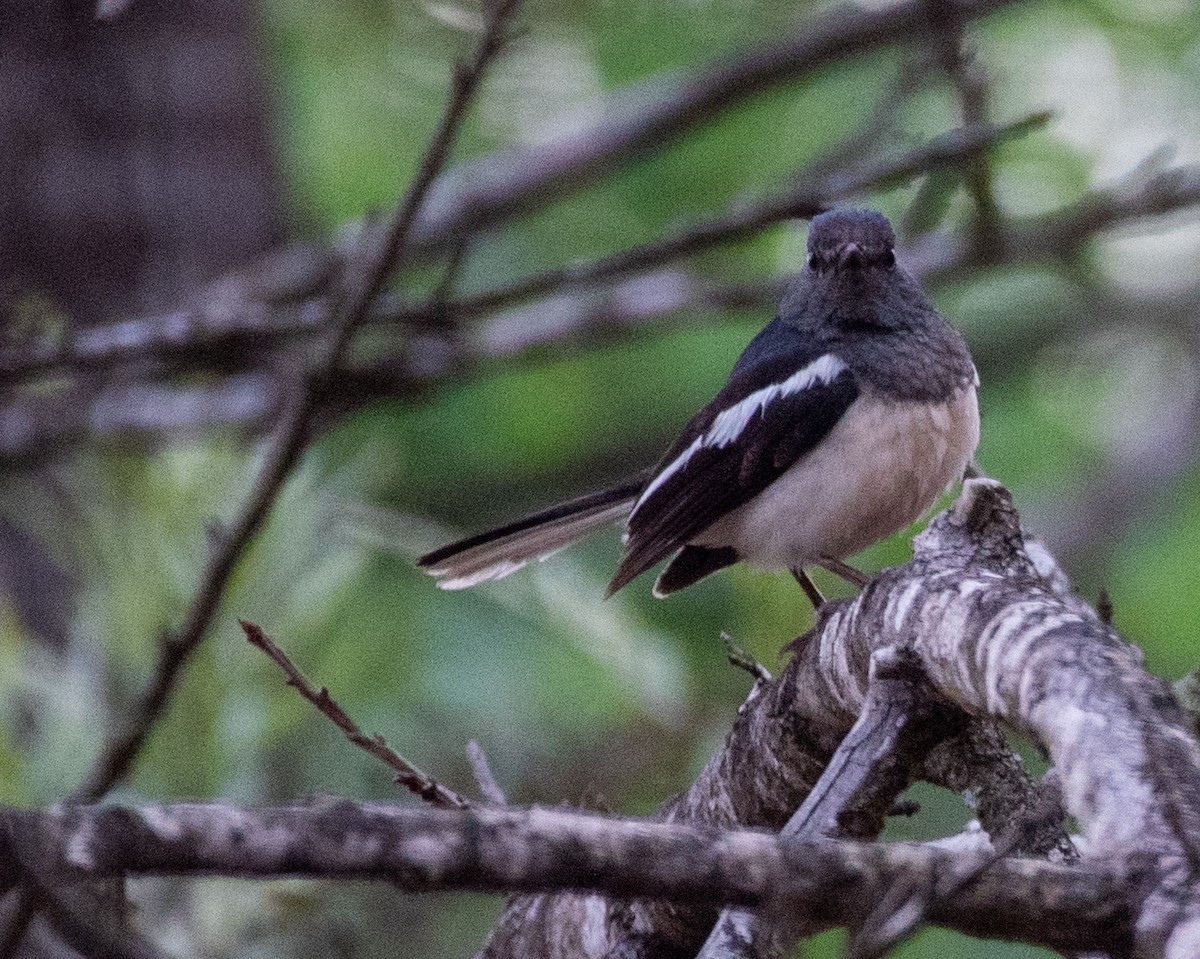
[426,114,1048,322]
[0,0,1020,389]
[0,115,1042,389]
[409,0,1020,253]
[5,155,1199,474]
[2,801,1126,953]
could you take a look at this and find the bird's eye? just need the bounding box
[884,249,896,268]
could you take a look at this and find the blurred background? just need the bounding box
[2,0,1200,955]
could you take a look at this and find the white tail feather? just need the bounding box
[426,498,635,589]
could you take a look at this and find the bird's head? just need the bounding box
[806,208,896,275]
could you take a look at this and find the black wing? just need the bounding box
[608,320,859,594]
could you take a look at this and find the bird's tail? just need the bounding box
[418,476,647,590]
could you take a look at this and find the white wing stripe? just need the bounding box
[632,354,847,515]
[633,435,703,513]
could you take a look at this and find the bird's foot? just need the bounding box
[791,567,826,610]
[816,556,870,588]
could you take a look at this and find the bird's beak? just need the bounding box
[836,242,863,270]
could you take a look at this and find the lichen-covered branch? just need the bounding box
[697,645,969,959]
[789,479,1200,957]
[476,479,1200,959]
[1,479,1189,957]
[1,800,1126,954]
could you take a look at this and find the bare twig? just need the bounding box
[0,0,1024,395]
[720,632,772,683]
[0,15,521,959]
[924,0,1000,249]
[408,0,1022,255]
[430,114,1048,323]
[14,881,164,959]
[0,114,1044,392]
[800,55,937,183]
[914,156,1200,280]
[241,621,469,808]
[467,741,508,806]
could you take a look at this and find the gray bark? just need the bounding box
[10,480,1194,957]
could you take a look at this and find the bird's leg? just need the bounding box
[791,567,826,609]
[816,556,870,588]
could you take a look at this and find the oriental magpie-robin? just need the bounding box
[419,209,979,599]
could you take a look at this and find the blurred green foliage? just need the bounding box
[6,0,1200,954]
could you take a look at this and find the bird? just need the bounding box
[418,208,979,603]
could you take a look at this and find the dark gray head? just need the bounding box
[806,209,896,273]
[789,208,975,399]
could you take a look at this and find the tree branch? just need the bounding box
[69,0,521,809]
[407,0,1022,255]
[422,114,1048,324]
[0,114,1044,392]
[1,800,1128,954]
[5,141,1200,476]
[240,620,471,809]
[472,479,1200,958]
[697,644,968,959]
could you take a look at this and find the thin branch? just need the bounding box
[846,774,1069,959]
[924,0,1000,249]
[407,0,1023,255]
[69,0,521,806]
[2,835,166,959]
[0,0,1025,393]
[241,621,470,809]
[913,155,1200,279]
[468,740,508,806]
[720,632,772,684]
[799,54,937,183]
[0,114,1044,391]
[424,114,1049,323]
[0,17,520,951]
[16,880,165,959]
[4,148,1199,476]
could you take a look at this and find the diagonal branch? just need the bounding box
[422,114,1048,324]
[697,645,968,959]
[240,621,470,809]
[0,115,1045,391]
[0,0,1025,393]
[407,0,1022,255]
[69,0,522,808]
